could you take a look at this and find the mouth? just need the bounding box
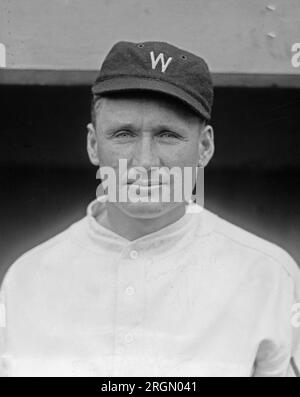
[127,179,162,187]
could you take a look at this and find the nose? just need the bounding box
[132,134,160,169]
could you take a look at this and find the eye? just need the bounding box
[157,131,182,141]
[114,130,135,139]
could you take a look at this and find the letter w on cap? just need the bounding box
[150,51,172,73]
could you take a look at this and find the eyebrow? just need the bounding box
[104,121,189,135]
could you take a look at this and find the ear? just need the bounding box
[198,125,215,167]
[87,123,100,166]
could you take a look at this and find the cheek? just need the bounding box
[97,140,131,167]
[165,144,200,168]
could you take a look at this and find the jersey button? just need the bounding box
[125,286,135,296]
[130,250,138,259]
[124,333,134,344]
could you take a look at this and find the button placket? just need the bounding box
[113,249,146,363]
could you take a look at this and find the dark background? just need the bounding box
[0,85,299,282]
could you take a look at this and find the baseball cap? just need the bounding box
[92,41,213,121]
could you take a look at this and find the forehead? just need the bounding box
[95,92,201,127]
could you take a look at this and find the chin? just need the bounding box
[116,201,179,219]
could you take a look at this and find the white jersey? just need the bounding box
[0,199,299,376]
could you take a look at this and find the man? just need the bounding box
[0,41,299,377]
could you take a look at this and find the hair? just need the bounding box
[91,94,102,128]
[90,92,207,128]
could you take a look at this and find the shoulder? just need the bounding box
[0,217,88,292]
[200,209,300,292]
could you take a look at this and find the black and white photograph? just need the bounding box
[0,0,300,379]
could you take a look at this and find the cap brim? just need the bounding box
[92,76,210,120]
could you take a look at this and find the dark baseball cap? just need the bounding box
[92,41,213,121]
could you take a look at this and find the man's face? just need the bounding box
[87,92,214,219]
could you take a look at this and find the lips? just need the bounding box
[127,179,162,187]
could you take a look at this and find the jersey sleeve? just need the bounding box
[0,274,13,377]
[285,253,300,377]
[253,252,300,377]
[287,282,300,376]
[0,278,7,376]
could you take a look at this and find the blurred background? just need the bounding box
[0,0,300,282]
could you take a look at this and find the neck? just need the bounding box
[96,203,186,241]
